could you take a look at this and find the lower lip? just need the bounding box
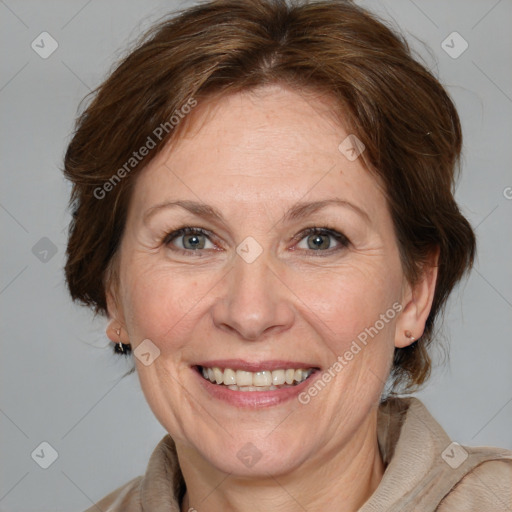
[193,367,320,408]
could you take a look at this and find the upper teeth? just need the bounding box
[201,367,314,387]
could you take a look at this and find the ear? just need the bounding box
[395,246,439,348]
[105,283,130,345]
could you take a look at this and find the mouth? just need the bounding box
[193,363,320,392]
[192,360,322,408]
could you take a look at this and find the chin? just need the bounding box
[190,429,313,478]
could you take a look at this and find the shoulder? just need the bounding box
[437,457,512,511]
[82,475,143,512]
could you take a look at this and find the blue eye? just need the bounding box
[295,227,350,252]
[163,226,350,256]
[164,227,215,251]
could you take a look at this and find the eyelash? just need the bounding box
[162,226,350,256]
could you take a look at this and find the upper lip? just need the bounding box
[194,359,321,372]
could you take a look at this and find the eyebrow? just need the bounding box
[143,198,371,225]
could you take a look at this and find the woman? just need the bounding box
[63,0,512,510]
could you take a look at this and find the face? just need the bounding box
[107,84,425,477]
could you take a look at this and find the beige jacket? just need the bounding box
[85,397,512,511]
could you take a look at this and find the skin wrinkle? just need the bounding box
[105,84,438,512]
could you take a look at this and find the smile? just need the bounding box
[198,365,315,391]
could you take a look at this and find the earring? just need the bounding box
[114,328,131,354]
[404,330,415,342]
[116,328,122,353]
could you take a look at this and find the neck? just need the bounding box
[178,410,385,512]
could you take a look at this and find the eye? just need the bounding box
[294,227,350,253]
[162,226,349,256]
[163,227,216,252]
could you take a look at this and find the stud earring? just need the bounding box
[404,330,415,342]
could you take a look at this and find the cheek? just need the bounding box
[120,259,223,353]
[290,264,400,351]
[120,265,192,345]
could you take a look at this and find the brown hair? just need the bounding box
[63,0,476,392]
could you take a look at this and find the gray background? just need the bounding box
[1,0,511,510]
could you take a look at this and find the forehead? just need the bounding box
[129,85,386,222]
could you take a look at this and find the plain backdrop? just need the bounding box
[1,0,511,510]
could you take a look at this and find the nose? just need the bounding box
[211,250,295,341]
